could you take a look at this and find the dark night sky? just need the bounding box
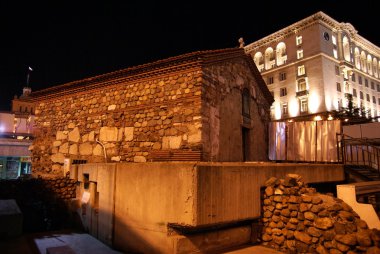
[0,1,379,111]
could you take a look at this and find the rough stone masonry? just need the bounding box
[261,174,380,253]
[29,48,273,178]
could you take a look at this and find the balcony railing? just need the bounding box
[296,90,309,97]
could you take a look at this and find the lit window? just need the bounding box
[282,103,288,115]
[280,87,287,97]
[300,99,308,113]
[333,49,338,59]
[267,76,274,85]
[336,82,341,92]
[297,65,305,76]
[332,35,337,45]
[297,50,303,59]
[353,89,357,97]
[298,80,307,91]
[296,36,302,46]
[279,72,286,81]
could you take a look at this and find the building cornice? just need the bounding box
[244,11,380,54]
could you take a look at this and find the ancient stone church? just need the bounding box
[29,48,273,177]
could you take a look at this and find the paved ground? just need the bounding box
[222,245,283,253]
[0,232,282,254]
[0,230,122,254]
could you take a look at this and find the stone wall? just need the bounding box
[261,174,380,253]
[202,58,271,161]
[32,70,203,177]
[31,50,272,177]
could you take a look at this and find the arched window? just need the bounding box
[276,42,287,66]
[367,55,373,75]
[373,58,378,78]
[361,51,367,73]
[253,52,263,70]
[355,48,361,69]
[242,88,250,117]
[342,36,351,62]
[265,47,274,70]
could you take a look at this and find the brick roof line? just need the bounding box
[30,48,273,104]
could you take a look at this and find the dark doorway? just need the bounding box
[242,127,250,161]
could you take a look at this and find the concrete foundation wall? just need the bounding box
[74,162,344,253]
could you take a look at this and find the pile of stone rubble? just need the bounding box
[261,174,380,253]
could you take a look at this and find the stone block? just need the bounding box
[79,143,93,156]
[124,127,134,141]
[99,127,118,142]
[51,153,65,164]
[68,127,81,143]
[56,131,68,140]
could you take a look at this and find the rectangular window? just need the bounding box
[279,72,286,81]
[377,84,380,92]
[359,76,362,85]
[280,87,287,97]
[282,103,288,115]
[371,82,375,90]
[298,65,305,76]
[335,65,340,75]
[336,82,341,92]
[267,76,274,85]
[360,91,364,100]
[378,98,380,105]
[373,96,376,104]
[298,80,307,92]
[296,35,302,46]
[353,88,357,97]
[367,94,370,102]
[351,74,356,82]
[333,49,338,59]
[300,99,308,113]
[297,50,303,59]
[365,79,368,87]
[332,35,337,45]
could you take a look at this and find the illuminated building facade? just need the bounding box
[244,11,380,121]
[0,87,34,179]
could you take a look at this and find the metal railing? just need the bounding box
[337,133,380,174]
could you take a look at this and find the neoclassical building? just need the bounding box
[244,11,380,121]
